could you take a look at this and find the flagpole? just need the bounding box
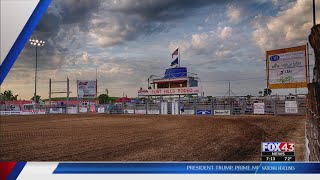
[178,47,180,67]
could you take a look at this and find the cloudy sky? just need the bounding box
[1,0,319,100]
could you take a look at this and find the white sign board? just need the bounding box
[67,107,78,114]
[97,107,105,113]
[214,110,231,115]
[285,101,298,113]
[161,102,168,115]
[138,87,202,96]
[267,45,307,89]
[147,110,160,114]
[0,111,21,115]
[136,110,146,114]
[183,110,195,115]
[49,108,63,114]
[77,80,97,98]
[172,102,179,115]
[254,103,265,114]
[124,109,134,114]
[79,107,88,113]
[21,110,46,115]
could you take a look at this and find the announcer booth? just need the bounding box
[138,67,202,115]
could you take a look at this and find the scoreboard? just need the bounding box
[261,142,295,161]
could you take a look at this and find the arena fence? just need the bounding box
[0,95,307,116]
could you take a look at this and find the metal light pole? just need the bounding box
[29,39,45,109]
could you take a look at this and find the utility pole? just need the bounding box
[96,68,98,97]
[67,77,69,109]
[228,81,231,100]
[49,79,51,106]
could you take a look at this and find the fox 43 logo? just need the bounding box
[261,142,294,152]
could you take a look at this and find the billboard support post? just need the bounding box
[49,79,51,106]
[67,77,69,109]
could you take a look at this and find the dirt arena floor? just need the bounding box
[0,114,306,161]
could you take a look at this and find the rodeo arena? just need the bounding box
[0,53,309,116]
[1,25,320,162]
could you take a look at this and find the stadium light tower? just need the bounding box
[29,39,45,106]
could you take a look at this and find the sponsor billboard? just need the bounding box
[266,45,308,89]
[138,87,202,96]
[77,80,97,98]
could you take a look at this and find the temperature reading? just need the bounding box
[284,157,293,161]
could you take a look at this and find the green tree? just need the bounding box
[31,95,41,103]
[98,94,109,104]
[0,90,18,101]
[264,88,272,96]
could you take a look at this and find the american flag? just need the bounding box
[171,48,178,58]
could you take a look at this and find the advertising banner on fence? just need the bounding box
[214,110,231,115]
[147,110,160,114]
[0,111,21,115]
[79,107,88,113]
[183,110,195,115]
[124,109,134,114]
[21,110,46,115]
[285,101,298,113]
[138,87,202,96]
[196,110,212,115]
[266,45,308,89]
[253,103,265,114]
[49,108,63,114]
[136,110,146,114]
[67,107,78,114]
[97,107,105,113]
[77,80,97,98]
[90,105,96,113]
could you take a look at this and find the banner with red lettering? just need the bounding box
[138,87,202,96]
